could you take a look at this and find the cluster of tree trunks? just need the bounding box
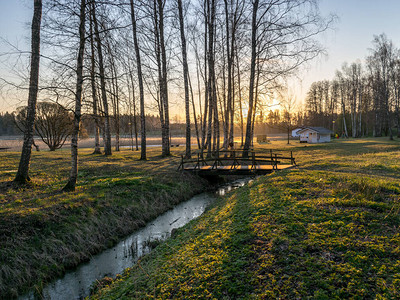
[13,0,332,189]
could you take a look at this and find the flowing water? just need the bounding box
[21,178,251,300]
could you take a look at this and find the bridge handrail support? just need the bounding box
[231,150,240,169]
[273,153,278,170]
[290,151,296,165]
[178,155,184,171]
[251,152,257,170]
[194,153,200,170]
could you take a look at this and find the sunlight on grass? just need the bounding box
[90,137,400,299]
[0,146,207,297]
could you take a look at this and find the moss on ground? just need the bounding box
[0,148,208,298]
[90,137,400,299]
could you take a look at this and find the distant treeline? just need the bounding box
[0,111,219,137]
[0,112,20,135]
[305,34,400,138]
[0,111,167,137]
[1,109,298,138]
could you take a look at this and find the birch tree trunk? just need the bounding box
[200,7,208,156]
[223,0,231,150]
[224,0,237,149]
[188,73,201,149]
[63,0,86,192]
[243,0,258,157]
[15,0,42,184]
[236,46,244,147]
[108,50,120,151]
[89,12,101,154]
[128,68,139,150]
[158,0,170,156]
[396,96,400,137]
[130,0,146,160]
[341,95,348,137]
[153,0,166,157]
[91,1,112,155]
[177,0,191,158]
[206,0,216,157]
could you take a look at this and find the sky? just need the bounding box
[0,0,31,112]
[294,0,400,102]
[1,0,400,113]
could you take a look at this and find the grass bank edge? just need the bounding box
[90,167,400,299]
[0,149,209,298]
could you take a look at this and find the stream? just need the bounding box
[21,178,251,300]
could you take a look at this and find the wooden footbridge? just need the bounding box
[178,149,296,176]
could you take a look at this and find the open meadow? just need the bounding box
[1,138,400,298]
[87,137,400,299]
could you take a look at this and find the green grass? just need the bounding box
[90,137,400,299]
[0,147,208,298]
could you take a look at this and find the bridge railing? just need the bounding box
[178,149,296,171]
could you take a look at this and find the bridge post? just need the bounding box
[195,153,200,170]
[231,150,236,169]
[177,155,184,171]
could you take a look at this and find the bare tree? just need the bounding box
[14,0,42,184]
[243,0,333,156]
[223,0,244,149]
[367,34,395,139]
[130,0,146,160]
[243,0,258,157]
[89,10,102,154]
[205,0,217,156]
[177,0,191,158]
[15,102,73,151]
[63,0,86,191]
[91,0,112,155]
[391,51,400,137]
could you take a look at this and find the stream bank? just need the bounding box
[0,150,210,299]
[22,178,251,300]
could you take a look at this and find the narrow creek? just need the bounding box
[21,178,252,300]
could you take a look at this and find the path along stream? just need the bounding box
[21,178,252,300]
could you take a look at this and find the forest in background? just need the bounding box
[305,34,400,139]
[1,0,333,158]
[0,109,301,138]
[4,31,400,144]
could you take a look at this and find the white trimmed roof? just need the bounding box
[297,127,333,135]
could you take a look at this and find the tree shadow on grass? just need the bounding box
[292,140,400,157]
[219,185,256,298]
[0,180,17,194]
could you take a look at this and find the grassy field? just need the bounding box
[0,147,208,298]
[90,138,400,299]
